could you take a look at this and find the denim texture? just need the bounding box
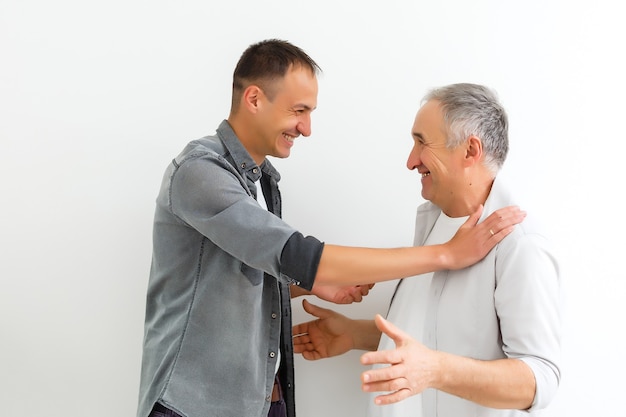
[137,120,322,417]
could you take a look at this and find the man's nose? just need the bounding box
[297,115,312,137]
[406,146,420,170]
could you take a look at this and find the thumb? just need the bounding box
[302,298,333,319]
[374,314,410,347]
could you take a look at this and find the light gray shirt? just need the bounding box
[370,177,562,417]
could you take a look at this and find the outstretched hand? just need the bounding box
[444,205,525,270]
[360,314,437,405]
[292,299,355,360]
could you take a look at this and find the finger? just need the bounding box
[361,363,407,384]
[497,208,526,227]
[371,388,413,405]
[294,340,317,356]
[302,298,333,319]
[292,332,311,345]
[484,207,526,236]
[463,203,484,228]
[292,322,310,337]
[361,349,404,366]
[358,284,374,293]
[373,314,411,346]
[490,225,516,243]
[361,317,409,366]
[350,287,364,302]
[293,341,308,353]
[302,350,323,361]
[488,205,525,226]
[362,373,411,393]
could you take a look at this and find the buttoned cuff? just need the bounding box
[280,232,324,291]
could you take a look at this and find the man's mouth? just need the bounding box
[421,172,431,178]
[283,134,295,143]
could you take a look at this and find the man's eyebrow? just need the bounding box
[294,104,316,111]
[412,132,425,140]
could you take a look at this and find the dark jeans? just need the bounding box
[268,399,287,417]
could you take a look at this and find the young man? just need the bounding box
[137,42,524,417]
[293,83,561,417]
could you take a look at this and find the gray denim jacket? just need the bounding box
[137,120,323,417]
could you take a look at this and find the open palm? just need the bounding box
[292,299,354,360]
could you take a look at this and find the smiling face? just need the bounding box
[406,100,469,214]
[246,65,318,163]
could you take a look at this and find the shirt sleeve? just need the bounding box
[280,232,324,291]
[495,232,563,411]
[169,151,323,285]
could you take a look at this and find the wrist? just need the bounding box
[429,350,451,391]
[291,285,311,298]
[353,320,382,351]
[433,243,452,270]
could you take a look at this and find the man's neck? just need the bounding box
[441,176,495,218]
[227,115,266,166]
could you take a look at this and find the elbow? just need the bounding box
[520,357,561,411]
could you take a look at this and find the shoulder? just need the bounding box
[168,137,245,196]
[486,178,560,266]
[175,134,226,164]
[494,210,561,289]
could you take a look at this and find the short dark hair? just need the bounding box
[231,39,321,109]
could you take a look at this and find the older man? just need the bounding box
[293,83,561,417]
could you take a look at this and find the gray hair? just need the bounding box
[423,83,509,175]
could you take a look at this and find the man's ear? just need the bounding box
[464,135,483,166]
[243,85,263,113]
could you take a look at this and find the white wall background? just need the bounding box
[1,0,624,416]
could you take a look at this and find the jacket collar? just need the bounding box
[216,120,281,183]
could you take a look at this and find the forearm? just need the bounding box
[306,206,525,286]
[315,244,448,286]
[434,353,536,409]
